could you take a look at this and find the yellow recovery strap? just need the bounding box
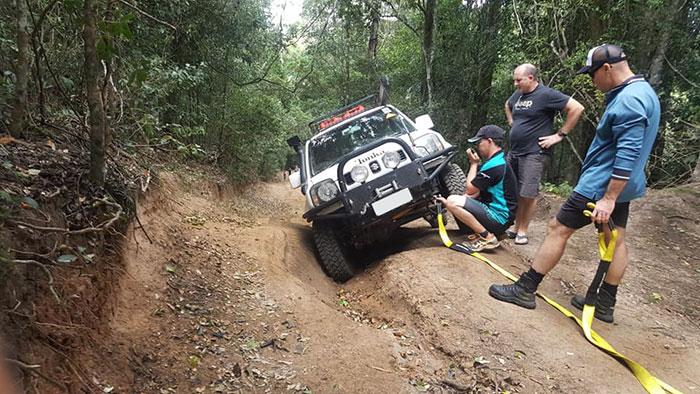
[436,204,682,394]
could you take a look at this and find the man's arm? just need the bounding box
[465,148,481,197]
[465,162,480,197]
[592,178,626,224]
[594,98,649,223]
[504,100,513,126]
[538,97,585,149]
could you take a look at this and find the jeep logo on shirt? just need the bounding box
[514,99,533,110]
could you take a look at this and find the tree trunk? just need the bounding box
[691,155,700,183]
[367,2,379,63]
[647,0,680,185]
[9,0,31,138]
[83,0,108,186]
[421,0,436,109]
[468,0,501,132]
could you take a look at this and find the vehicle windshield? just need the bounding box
[309,109,415,175]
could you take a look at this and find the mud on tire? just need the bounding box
[312,220,355,282]
[439,162,470,233]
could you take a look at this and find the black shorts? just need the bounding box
[556,192,630,229]
[463,198,512,235]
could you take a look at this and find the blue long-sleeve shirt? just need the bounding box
[574,76,660,202]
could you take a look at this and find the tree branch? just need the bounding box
[8,197,123,235]
[384,0,420,37]
[0,257,60,302]
[664,55,700,89]
[5,358,67,391]
[118,0,176,31]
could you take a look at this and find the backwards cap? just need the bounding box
[576,44,627,75]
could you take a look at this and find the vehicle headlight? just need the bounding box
[310,179,339,206]
[382,151,401,169]
[414,146,430,157]
[350,165,369,183]
[413,134,444,156]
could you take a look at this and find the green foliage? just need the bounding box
[541,181,574,198]
[0,0,697,188]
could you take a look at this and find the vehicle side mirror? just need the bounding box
[414,115,434,130]
[287,135,302,153]
[289,171,301,189]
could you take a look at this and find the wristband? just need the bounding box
[557,130,568,138]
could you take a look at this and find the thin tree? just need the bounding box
[9,0,31,138]
[385,0,437,109]
[83,0,108,186]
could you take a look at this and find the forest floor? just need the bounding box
[80,166,700,394]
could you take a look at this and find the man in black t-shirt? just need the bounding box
[504,64,584,245]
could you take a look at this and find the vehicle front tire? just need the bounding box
[439,162,470,233]
[312,220,355,282]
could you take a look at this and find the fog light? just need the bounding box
[350,165,369,183]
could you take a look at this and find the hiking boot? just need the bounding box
[570,289,616,323]
[469,235,500,252]
[489,278,536,309]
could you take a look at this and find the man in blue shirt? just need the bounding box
[489,44,661,323]
[436,125,518,252]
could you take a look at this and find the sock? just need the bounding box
[479,230,489,239]
[600,281,618,298]
[518,268,544,292]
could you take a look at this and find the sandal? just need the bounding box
[514,234,529,245]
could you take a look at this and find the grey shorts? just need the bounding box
[508,152,550,198]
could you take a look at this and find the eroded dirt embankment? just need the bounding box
[82,169,699,393]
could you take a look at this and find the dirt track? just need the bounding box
[83,170,700,393]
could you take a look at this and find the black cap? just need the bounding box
[576,44,628,75]
[467,125,505,143]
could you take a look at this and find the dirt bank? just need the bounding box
[82,169,699,393]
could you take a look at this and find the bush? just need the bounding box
[541,181,573,198]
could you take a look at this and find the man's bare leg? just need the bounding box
[488,217,576,309]
[603,227,627,285]
[531,217,576,275]
[514,196,537,236]
[444,195,487,234]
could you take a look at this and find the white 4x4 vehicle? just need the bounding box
[287,96,466,282]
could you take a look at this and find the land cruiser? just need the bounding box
[287,96,466,282]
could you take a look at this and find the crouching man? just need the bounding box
[436,125,518,252]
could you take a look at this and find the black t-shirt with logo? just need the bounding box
[507,84,570,156]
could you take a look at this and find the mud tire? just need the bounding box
[439,162,470,233]
[312,220,355,282]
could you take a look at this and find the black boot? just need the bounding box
[570,288,616,323]
[489,275,537,309]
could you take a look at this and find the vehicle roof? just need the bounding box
[309,105,397,142]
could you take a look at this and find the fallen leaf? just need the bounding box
[165,264,177,273]
[21,196,39,210]
[650,292,663,303]
[188,355,200,368]
[474,356,490,368]
[57,254,78,264]
[46,139,56,150]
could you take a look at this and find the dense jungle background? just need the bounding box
[1,0,699,188]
